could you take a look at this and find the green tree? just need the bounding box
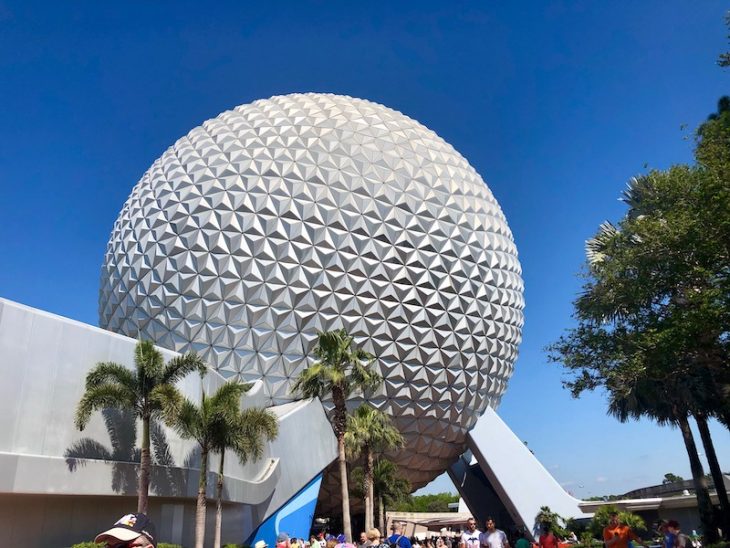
[345,404,404,531]
[75,340,205,513]
[212,403,278,548]
[588,505,645,539]
[536,506,568,539]
[663,473,684,484]
[292,329,382,542]
[371,459,411,533]
[393,492,459,513]
[606,375,718,540]
[158,380,259,548]
[547,161,730,542]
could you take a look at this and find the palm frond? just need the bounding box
[85,362,135,390]
[373,458,411,504]
[150,383,184,421]
[344,426,362,458]
[75,384,137,430]
[135,339,165,381]
[161,352,207,385]
[346,404,403,457]
[292,362,330,398]
[349,360,382,395]
[586,221,619,266]
[229,408,279,463]
[208,381,248,412]
[170,398,203,443]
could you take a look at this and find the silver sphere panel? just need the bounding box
[99,93,524,490]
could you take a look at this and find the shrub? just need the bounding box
[536,506,569,538]
[588,504,646,538]
[578,531,602,547]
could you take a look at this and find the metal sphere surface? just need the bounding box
[99,93,524,489]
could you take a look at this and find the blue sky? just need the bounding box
[1,1,728,499]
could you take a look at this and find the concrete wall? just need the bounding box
[0,299,338,547]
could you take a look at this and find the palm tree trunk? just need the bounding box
[678,415,718,543]
[362,471,369,536]
[138,416,151,514]
[696,413,730,539]
[333,387,352,542]
[214,451,225,548]
[196,446,209,548]
[365,495,371,535]
[365,447,374,530]
[378,494,385,534]
[338,433,353,542]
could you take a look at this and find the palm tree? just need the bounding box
[371,458,410,533]
[292,329,382,542]
[212,405,278,548]
[75,339,205,513]
[607,376,719,543]
[345,404,404,531]
[158,380,254,548]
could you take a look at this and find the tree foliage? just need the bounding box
[588,505,645,539]
[211,401,278,548]
[536,506,569,539]
[663,473,684,484]
[353,458,411,533]
[546,104,730,541]
[75,340,205,513]
[393,492,458,513]
[158,380,277,548]
[292,329,382,542]
[345,404,404,530]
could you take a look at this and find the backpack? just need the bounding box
[678,534,696,548]
[389,535,405,548]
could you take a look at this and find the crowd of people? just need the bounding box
[87,510,701,548]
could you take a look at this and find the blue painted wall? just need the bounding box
[247,473,323,545]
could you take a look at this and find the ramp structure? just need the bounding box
[449,407,590,538]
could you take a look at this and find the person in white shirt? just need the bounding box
[460,518,482,548]
[479,518,509,548]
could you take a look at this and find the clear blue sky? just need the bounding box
[1,1,728,499]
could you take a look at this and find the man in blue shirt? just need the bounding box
[388,522,412,548]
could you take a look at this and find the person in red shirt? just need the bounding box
[603,513,640,548]
[538,527,559,548]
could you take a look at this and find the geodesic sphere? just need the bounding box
[99,93,524,490]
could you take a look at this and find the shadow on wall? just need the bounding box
[63,408,197,496]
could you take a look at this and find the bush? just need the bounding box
[578,532,603,547]
[158,544,184,548]
[588,504,646,538]
[536,506,569,538]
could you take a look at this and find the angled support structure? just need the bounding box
[449,407,590,539]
